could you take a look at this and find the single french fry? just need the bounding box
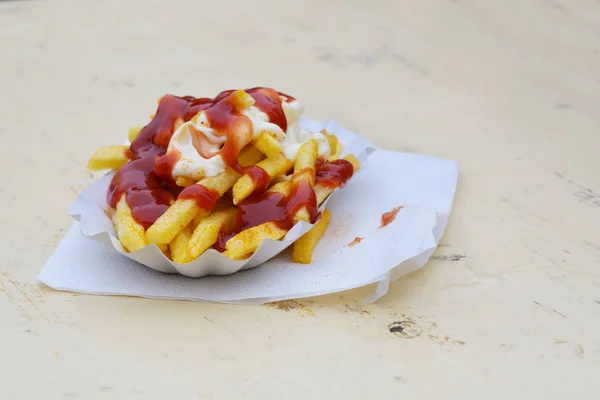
[253,132,283,158]
[146,199,199,245]
[315,154,361,205]
[128,126,142,143]
[175,176,196,188]
[232,153,293,204]
[291,139,318,223]
[113,195,147,252]
[223,222,288,260]
[294,139,318,178]
[322,132,338,159]
[146,146,262,244]
[169,224,194,264]
[187,208,237,259]
[87,146,130,171]
[238,145,264,166]
[292,209,331,264]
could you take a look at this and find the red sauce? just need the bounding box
[314,157,324,172]
[178,185,221,211]
[315,159,355,189]
[108,88,290,228]
[108,95,192,229]
[245,87,288,132]
[347,237,363,247]
[380,206,403,228]
[154,149,181,181]
[212,225,231,253]
[212,191,287,252]
[243,165,270,194]
[285,179,318,224]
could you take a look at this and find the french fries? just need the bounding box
[128,126,142,143]
[294,139,318,178]
[89,89,362,268]
[223,222,287,260]
[232,153,293,204]
[187,208,237,259]
[222,182,290,260]
[145,146,262,245]
[322,131,343,161]
[253,132,283,158]
[175,176,196,188]
[87,146,130,171]
[169,224,195,264]
[291,139,318,224]
[113,195,147,252]
[292,209,331,264]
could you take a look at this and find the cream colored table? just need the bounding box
[1,1,599,398]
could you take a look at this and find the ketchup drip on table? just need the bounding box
[212,160,355,252]
[107,88,289,228]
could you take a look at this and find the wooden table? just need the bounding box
[1,0,598,398]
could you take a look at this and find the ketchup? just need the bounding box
[315,159,355,189]
[380,207,403,228]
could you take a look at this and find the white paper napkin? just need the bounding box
[39,120,458,304]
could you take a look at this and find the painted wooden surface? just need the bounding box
[1,0,599,398]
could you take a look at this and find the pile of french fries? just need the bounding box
[88,106,359,265]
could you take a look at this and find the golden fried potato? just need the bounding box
[268,181,291,197]
[87,146,130,171]
[223,222,287,260]
[292,209,331,264]
[128,127,142,143]
[146,199,199,245]
[175,176,197,188]
[291,139,318,223]
[146,147,262,245]
[294,139,318,178]
[322,132,339,160]
[157,243,169,255]
[332,142,343,160]
[253,132,283,158]
[169,224,194,264]
[232,154,293,204]
[187,208,237,259]
[113,195,147,252]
